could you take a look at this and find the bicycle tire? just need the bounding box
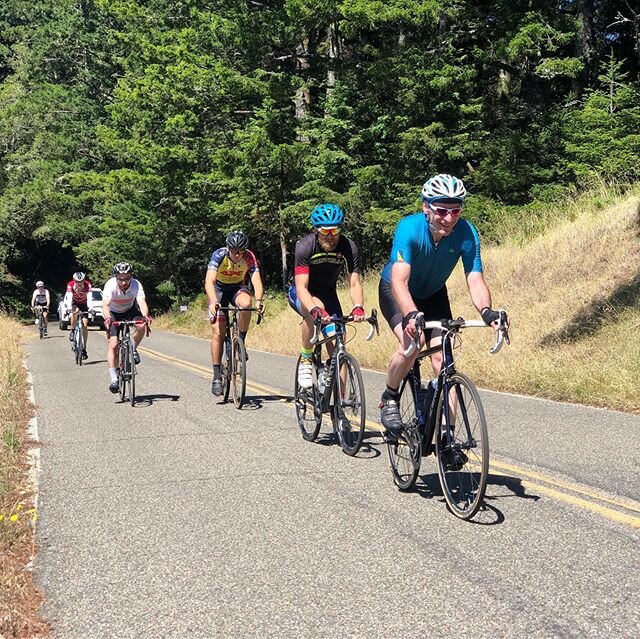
[77,327,84,366]
[333,352,366,456]
[128,340,136,406]
[221,338,232,403]
[386,375,422,490]
[231,337,247,409]
[294,356,322,441]
[38,312,44,339]
[435,372,489,520]
[118,342,127,403]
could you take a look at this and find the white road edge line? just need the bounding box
[24,365,41,571]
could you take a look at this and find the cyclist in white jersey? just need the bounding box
[31,280,50,336]
[102,262,151,394]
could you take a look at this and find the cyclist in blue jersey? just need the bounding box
[378,174,508,436]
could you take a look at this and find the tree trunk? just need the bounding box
[572,0,595,97]
[326,21,342,101]
[280,228,289,292]
[294,38,311,142]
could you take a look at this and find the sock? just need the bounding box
[109,367,118,383]
[213,364,221,379]
[382,385,400,401]
[300,346,313,360]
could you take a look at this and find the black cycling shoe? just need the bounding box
[133,350,141,365]
[380,397,403,440]
[211,378,222,396]
[82,349,88,360]
[441,446,469,471]
[68,333,74,342]
[109,380,119,394]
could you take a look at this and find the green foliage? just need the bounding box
[0,0,637,310]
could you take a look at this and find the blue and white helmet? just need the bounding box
[421,174,467,202]
[311,203,345,228]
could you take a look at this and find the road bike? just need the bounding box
[113,319,150,406]
[33,306,46,339]
[386,311,509,519]
[70,310,95,366]
[214,305,263,409]
[294,310,379,456]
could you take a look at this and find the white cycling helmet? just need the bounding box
[73,271,85,281]
[36,280,44,288]
[421,174,467,202]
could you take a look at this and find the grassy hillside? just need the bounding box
[157,189,640,413]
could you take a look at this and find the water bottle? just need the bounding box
[35,318,39,325]
[317,364,326,393]
[322,321,336,339]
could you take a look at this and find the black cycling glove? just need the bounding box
[481,307,501,326]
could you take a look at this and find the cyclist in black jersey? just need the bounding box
[288,204,365,389]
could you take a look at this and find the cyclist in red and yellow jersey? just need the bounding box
[205,231,265,396]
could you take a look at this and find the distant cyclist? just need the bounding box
[288,203,365,389]
[205,231,265,396]
[64,271,92,360]
[30,281,50,336]
[378,173,508,437]
[102,263,151,394]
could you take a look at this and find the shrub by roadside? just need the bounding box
[0,315,48,637]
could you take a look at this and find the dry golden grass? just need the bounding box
[159,190,640,413]
[0,316,48,638]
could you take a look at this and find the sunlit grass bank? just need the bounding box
[0,316,47,636]
[158,189,640,413]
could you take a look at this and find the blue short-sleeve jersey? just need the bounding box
[380,213,483,299]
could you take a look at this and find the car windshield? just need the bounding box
[91,291,103,301]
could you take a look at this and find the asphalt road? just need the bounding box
[27,326,640,639]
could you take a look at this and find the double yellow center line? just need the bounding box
[140,345,640,529]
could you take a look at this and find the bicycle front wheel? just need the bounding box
[221,338,232,403]
[231,337,247,409]
[435,372,489,520]
[333,353,366,456]
[118,344,127,403]
[294,356,322,441]
[76,329,84,367]
[128,340,136,406]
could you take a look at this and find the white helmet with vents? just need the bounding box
[421,174,467,202]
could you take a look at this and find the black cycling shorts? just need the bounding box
[109,304,143,337]
[287,285,343,318]
[72,301,89,313]
[378,278,452,331]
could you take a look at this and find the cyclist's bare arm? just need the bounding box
[390,262,417,317]
[465,271,492,316]
[137,297,149,317]
[348,271,364,307]
[102,296,112,322]
[204,269,218,315]
[294,272,317,315]
[250,270,264,307]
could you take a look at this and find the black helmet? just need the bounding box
[226,231,249,250]
[113,262,133,276]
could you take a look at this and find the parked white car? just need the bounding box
[58,288,105,330]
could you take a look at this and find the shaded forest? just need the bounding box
[1,0,639,311]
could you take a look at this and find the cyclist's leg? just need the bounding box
[107,318,120,391]
[378,279,421,433]
[42,307,49,330]
[233,288,252,335]
[288,285,317,389]
[210,288,229,395]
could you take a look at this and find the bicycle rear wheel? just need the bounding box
[294,356,322,441]
[221,338,232,403]
[128,340,136,406]
[231,337,247,409]
[435,372,489,520]
[333,352,366,456]
[38,313,44,339]
[386,374,421,490]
